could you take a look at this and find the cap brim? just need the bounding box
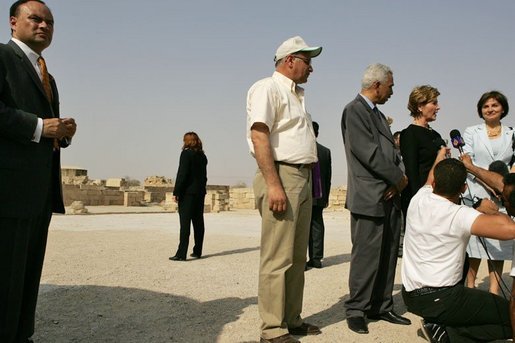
[298,46,322,58]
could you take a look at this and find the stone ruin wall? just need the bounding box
[61,168,347,212]
[63,184,347,212]
[229,187,347,211]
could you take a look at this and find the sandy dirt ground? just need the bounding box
[33,208,512,343]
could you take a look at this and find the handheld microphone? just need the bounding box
[434,137,451,158]
[451,129,476,206]
[449,129,465,154]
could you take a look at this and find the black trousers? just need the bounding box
[402,284,511,342]
[308,205,325,262]
[0,210,52,343]
[175,194,205,259]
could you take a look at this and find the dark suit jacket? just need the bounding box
[341,94,404,217]
[313,142,331,207]
[173,149,208,197]
[0,40,64,217]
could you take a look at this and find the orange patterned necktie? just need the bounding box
[37,56,53,102]
[38,56,59,149]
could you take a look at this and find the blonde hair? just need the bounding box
[407,85,440,118]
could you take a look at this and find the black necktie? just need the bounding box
[373,106,388,129]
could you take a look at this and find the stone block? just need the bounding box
[106,178,126,188]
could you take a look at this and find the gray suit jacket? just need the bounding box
[341,94,404,217]
[0,40,64,217]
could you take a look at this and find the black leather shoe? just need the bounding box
[260,333,300,343]
[307,260,322,268]
[288,322,321,336]
[368,311,411,325]
[420,319,449,343]
[347,316,368,334]
[169,256,186,261]
[190,253,201,259]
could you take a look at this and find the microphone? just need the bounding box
[449,129,465,154]
[451,129,475,204]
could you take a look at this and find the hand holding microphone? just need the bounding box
[449,129,465,155]
[450,129,476,202]
[434,137,451,158]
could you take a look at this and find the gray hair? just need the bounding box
[274,57,285,68]
[361,63,392,89]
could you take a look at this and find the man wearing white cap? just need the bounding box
[246,36,322,343]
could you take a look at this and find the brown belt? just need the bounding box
[276,161,313,169]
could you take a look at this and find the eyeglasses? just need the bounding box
[291,55,312,66]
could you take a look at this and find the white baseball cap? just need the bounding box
[274,36,322,62]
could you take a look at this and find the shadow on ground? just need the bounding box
[35,285,257,343]
[202,246,260,259]
[304,284,409,330]
[321,253,351,268]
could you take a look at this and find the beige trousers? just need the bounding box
[253,163,312,339]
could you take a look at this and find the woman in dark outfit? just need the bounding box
[400,85,443,219]
[170,132,208,261]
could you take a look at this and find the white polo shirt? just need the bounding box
[402,185,481,291]
[246,71,317,164]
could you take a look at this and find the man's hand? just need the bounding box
[383,185,398,201]
[268,184,287,212]
[476,198,499,214]
[42,117,76,139]
[395,174,408,193]
[384,175,408,200]
[460,153,473,170]
[62,117,77,138]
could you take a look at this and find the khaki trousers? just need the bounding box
[254,163,312,339]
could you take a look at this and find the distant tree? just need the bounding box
[124,176,141,187]
[231,181,247,188]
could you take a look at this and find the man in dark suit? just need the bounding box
[307,121,331,269]
[341,63,409,334]
[0,1,76,342]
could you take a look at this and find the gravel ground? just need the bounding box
[33,208,512,343]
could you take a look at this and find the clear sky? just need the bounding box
[2,1,515,186]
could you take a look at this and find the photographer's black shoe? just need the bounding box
[420,319,449,343]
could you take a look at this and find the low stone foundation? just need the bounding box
[63,185,347,212]
[229,187,347,211]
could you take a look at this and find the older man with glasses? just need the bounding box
[246,36,322,343]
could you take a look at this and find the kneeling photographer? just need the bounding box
[402,148,515,342]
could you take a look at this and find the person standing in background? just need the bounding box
[247,36,322,343]
[0,1,77,342]
[170,132,208,261]
[307,121,331,269]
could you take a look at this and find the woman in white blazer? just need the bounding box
[463,90,514,295]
